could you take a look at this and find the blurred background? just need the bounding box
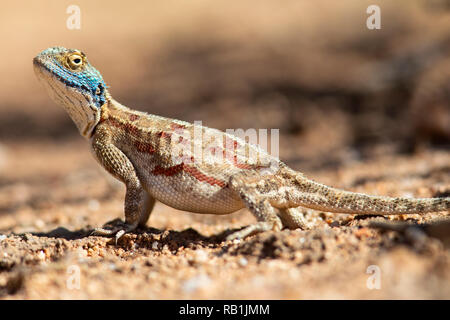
[0,0,449,171]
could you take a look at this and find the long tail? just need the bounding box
[292,173,449,215]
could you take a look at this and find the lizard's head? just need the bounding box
[33,46,108,138]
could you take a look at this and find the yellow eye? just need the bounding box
[66,53,84,70]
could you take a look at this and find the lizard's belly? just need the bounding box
[136,163,245,214]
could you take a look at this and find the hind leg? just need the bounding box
[226,198,283,240]
[278,207,314,230]
[227,172,283,240]
[227,169,318,239]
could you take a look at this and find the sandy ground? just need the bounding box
[0,141,448,299]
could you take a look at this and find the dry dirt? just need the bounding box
[0,141,449,299]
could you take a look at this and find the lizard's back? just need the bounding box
[96,100,280,214]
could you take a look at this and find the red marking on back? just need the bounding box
[134,141,155,154]
[171,123,186,130]
[124,123,140,136]
[157,131,172,139]
[108,117,122,129]
[183,165,227,188]
[151,164,184,176]
[219,140,255,170]
[209,147,217,156]
[151,163,227,188]
[234,162,254,170]
[108,118,140,136]
[129,114,140,121]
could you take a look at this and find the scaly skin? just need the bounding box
[33,47,450,241]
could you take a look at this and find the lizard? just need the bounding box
[33,46,450,242]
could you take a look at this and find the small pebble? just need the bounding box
[108,263,118,271]
[194,250,208,263]
[88,200,100,211]
[37,250,46,261]
[238,257,248,267]
[34,219,45,229]
[76,247,88,260]
[181,274,212,293]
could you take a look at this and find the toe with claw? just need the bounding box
[91,221,138,244]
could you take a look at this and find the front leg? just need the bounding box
[90,126,155,241]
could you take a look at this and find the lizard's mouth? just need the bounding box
[32,56,42,67]
[33,57,46,79]
[32,56,52,78]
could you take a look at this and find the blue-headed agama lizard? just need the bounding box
[33,47,450,242]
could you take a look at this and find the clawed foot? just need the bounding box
[225,221,279,241]
[90,220,138,244]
